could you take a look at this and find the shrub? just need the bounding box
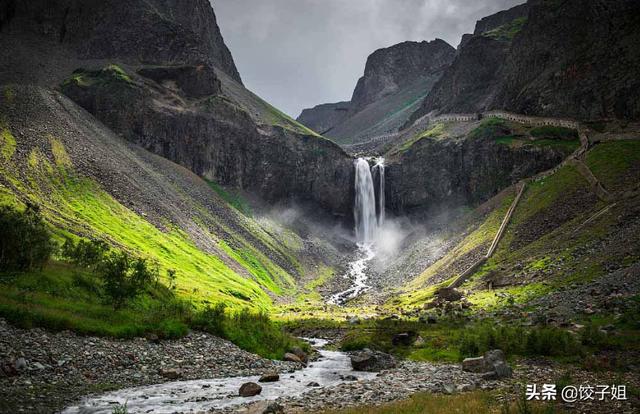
[0,203,54,272]
[192,303,227,336]
[62,238,109,268]
[97,252,158,309]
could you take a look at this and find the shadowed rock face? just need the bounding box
[493,0,640,121]
[0,0,356,218]
[297,101,352,135]
[0,0,242,84]
[385,135,569,215]
[349,39,456,113]
[415,36,510,115]
[60,66,355,217]
[411,0,640,122]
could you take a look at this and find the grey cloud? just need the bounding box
[213,0,523,117]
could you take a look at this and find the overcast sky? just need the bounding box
[214,0,523,118]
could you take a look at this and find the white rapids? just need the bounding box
[61,338,376,414]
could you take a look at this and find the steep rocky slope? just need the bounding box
[0,0,355,218]
[297,40,455,144]
[0,84,347,308]
[410,0,640,122]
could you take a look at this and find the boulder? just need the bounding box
[158,368,182,379]
[258,372,280,383]
[15,358,27,371]
[307,381,320,387]
[239,382,262,397]
[290,346,309,364]
[436,287,463,302]
[462,356,487,373]
[462,349,512,379]
[283,353,305,365]
[350,350,397,372]
[392,332,417,346]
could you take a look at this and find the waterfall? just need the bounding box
[354,158,377,245]
[374,158,385,228]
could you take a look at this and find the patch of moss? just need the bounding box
[585,140,640,190]
[206,180,252,216]
[393,122,446,154]
[1,127,16,161]
[483,17,527,41]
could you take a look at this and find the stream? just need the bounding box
[61,338,377,414]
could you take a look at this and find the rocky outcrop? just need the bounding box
[0,0,242,84]
[350,40,455,113]
[493,0,640,120]
[411,0,640,122]
[350,349,397,372]
[414,36,510,116]
[385,131,570,215]
[298,39,456,144]
[297,101,351,135]
[473,3,529,35]
[0,0,356,218]
[60,65,354,217]
[462,349,512,379]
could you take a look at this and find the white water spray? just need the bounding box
[354,158,377,245]
[374,157,385,228]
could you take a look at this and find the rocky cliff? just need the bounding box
[493,0,640,120]
[297,39,456,144]
[0,0,355,218]
[384,122,571,215]
[0,0,241,84]
[297,101,351,135]
[410,0,640,122]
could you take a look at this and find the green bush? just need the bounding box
[0,203,54,272]
[62,238,109,268]
[97,252,158,309]
[192,304,306,360]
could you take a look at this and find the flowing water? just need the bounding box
[62,339,376,414]
[329,157,385,305]
[354,158,378,245]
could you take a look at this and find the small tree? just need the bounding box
[62,238,109,268]
[167,268,177,289]
[97,252,158,309]
[0,203,54,272]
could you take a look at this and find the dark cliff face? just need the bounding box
[494,0,640,121]
[349,39,456,112]
[0,0,242,84]
[411,0,640,122]
[297,101,352,135]
[1,0,356,218]
[415,36,510,116]
[60,65,355,217]
[385,135,568,215]
[473,3,528,35]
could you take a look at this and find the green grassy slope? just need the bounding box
[392,139,640,311]
[0,86,320,320]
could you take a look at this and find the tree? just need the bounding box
[97,251,158,308]
[0,203,54,272]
